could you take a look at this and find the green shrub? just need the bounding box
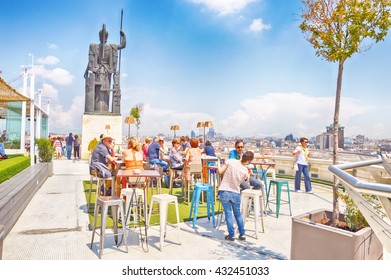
[36,138,54,162]
[0,155,30,184]
[88,138,99,152]
[339,191,369,231]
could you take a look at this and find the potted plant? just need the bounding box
[291,188,383,260]
[35,138,54,176]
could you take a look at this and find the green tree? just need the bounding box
[300,0,391,226]
[130,103,144,139]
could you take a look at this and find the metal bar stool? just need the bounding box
[188,183,215,228]
[87,173,114,213]
[266,179,292,218]
[90,196,128,259]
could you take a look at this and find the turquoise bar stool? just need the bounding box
[252,169,268,193]
[188,183,215,228]
[207,166,219,202]
[266,179,292,218]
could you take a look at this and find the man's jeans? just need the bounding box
[240,175,262,191]
[219,190,245,237]
[294,164,312,192]
[150,158,169,171]
[66,145,72,159]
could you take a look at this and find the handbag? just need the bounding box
[293,162,299,172]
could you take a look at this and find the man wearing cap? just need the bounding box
[90,134,117,194]
[147,136,169,172]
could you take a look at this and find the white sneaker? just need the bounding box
[306,191,313,194]
[295,189,303,193]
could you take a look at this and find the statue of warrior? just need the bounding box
[84,24,126,114]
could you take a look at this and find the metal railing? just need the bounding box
[329,155,391,253]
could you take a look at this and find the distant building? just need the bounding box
[381,143,391,153]
[207,127,215,140]
[326,124,344,149]
[316,132,331,149]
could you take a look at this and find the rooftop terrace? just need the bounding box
[2,159,336,260]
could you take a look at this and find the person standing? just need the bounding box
[217,151,254,241]
[53,137,63,160]
[65,133,75,160]
[293,137,313,193]
[74,134,81,160]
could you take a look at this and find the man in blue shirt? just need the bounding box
[65,132,75,160]
[148,136,169,172]
[229,140,263,191]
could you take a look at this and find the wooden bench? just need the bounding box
[0,162,51,259]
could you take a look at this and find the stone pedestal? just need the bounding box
[81,114,123,160]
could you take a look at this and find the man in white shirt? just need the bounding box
[217,151,254,241]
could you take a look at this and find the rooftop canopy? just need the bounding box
[0,76,30,103]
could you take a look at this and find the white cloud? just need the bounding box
[215,92,376,138]
[113,91,386,139]
[190,0,257,15]
[41,83,58,99]
[48,43,58,50]
[48,96,84,133]
[34,64,74,85]
[248,18,271,33]
[36,55,60,65]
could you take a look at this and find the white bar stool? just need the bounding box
[120,187,145,227]
[147,194,182,251]
[240,189,265,239]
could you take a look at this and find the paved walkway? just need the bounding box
[3,159,334,260]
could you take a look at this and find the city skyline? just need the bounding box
[1,0,391,139]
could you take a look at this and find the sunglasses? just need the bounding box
[236,146,244,149]
[303,141,308,143]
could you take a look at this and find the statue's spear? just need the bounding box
[118,9,123,77]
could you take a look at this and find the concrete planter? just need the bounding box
[47,162,53,177]
[290,208,383,260]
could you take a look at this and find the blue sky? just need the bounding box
[1,0,391,139]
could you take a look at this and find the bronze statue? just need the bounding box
[84,24,126,114]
